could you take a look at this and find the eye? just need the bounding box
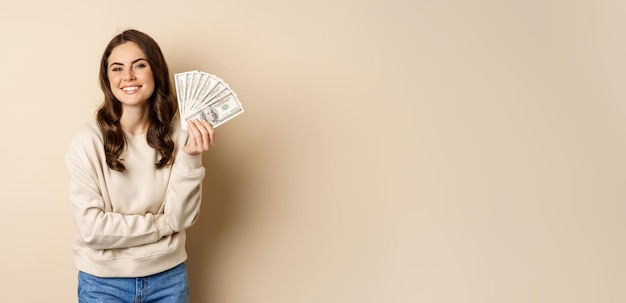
[135,63,147,69]
[110,66,122,72]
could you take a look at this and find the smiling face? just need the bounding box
[107,42,155,109]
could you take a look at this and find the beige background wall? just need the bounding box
[1,0,625,302]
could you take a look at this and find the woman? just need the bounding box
[65,29,214,302]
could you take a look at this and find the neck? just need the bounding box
[120,105,150,136]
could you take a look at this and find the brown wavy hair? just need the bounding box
[96,29,177,172]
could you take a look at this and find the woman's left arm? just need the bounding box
[164,119,215,232]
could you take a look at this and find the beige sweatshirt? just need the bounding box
[65,119,205,277]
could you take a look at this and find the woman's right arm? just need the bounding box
[66,128,173,250]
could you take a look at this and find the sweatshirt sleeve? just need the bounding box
[163,150,205,232]
[66,126,174,250]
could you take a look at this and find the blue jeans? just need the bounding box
[78,263,189,303]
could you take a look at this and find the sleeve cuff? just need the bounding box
[152,213,174,240]
[176,151,203,171]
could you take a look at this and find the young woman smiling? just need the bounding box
[66,29,214,302]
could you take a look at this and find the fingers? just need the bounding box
[197,119,215,148]
[183,119,215,155]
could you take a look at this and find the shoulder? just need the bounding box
[70,120,102,145]
[66,120,103,160]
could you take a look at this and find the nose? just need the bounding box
[123,69,136,81]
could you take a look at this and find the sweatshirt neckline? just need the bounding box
[123,130,147,140]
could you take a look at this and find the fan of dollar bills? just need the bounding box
[174,70,244,129]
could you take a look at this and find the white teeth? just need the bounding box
[122,86,139,92]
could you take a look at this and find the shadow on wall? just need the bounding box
[185,141,244,301]
[166,37,261,301]
[165,38,240,301]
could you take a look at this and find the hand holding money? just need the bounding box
[183,119,215,155]
[175,71,244,129]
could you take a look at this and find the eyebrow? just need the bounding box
[109,58,148,68]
